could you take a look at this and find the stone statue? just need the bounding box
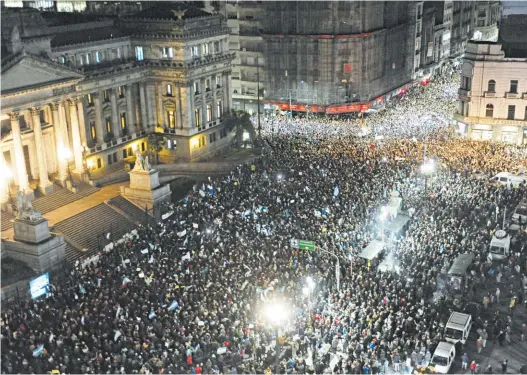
[15,190,42,221]
[134,152,145,171]
[144,156,151,171]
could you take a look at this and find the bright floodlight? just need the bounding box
[59,146,73,160]
[302,286,310,296]
[277,174,283,181]
[421,160,435,174]
[265,301,289,325]
[306,276,315,290]
[206,228,212,234]
[1,163,13,180]
[379,206,388,222]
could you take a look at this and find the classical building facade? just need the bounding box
[455,41,527,144]
[471,1,500,43]
[1,5,234,197]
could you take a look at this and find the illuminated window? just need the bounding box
[118,86,124,98]
[120,113,126,129]
[217,100,223,118]
[202,43,209,55]
[216,75,222,87]
[90,122,96,139]
[135,46,144,61]
[192,46,199,57]
[167,84,173,96]
[85,53,91,64]
[162,47,174,58]
[207,104,213,122]
[106,117,112,133]
[87,93,93,105]
[95,51,102,63]
[167,111,175,128]
[195,108,201,127]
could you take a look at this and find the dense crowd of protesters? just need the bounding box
[2,70,527,375]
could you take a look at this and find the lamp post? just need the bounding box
[265,301,290,375]
[59,146,74,189]
[420,159,435,194]
[0,162,13,210]
[82,144,92,181]
[303,276,316,328]
[379,206,388,241]
[316,247,342,293]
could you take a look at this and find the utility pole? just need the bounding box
[256,56,261,142]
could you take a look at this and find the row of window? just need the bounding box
[487,79,519,94]
[87,87,126,105]
[485,104,527,120]
[193,101,223,127]
[194,127,229,150]
[134,41,223,62]
[88,113,128,141]
[60,48,124,66]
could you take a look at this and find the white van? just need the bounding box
[491,172,527,188]
[429,342,456,374]
[488,230,511,261]
[444,312,472,345]
[512,201,527,225]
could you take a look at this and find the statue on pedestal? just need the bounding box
[133,152,152,172]
[15,190,41,221]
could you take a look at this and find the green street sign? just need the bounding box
[290,239,316,251]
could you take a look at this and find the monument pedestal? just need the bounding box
[120,168,171,210]
[4,218,66,272]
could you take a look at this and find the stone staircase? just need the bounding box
[32,181,99,214]
[52,203,136,263]
[1,211,16,232]
[106,196,155,226]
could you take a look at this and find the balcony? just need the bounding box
[506,92,518,99]
[484,91,495,98]
[458,88,471,99]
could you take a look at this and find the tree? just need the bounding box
[147,133,165,164]
[223,110,256,148]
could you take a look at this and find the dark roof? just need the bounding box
[40,11,106,26]
[128,2,210,21]
[51,26,127,47]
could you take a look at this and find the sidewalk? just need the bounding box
[1,182,124,240]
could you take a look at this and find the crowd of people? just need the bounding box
[2,71,527,375]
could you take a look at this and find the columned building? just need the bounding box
[1,5,234,197]
[455,41,527,144]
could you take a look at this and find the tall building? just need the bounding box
[450,1,476,56]
[471,1,500,42]
[455,41,527,144]
[1,4,234,197]
[261,1,416,114]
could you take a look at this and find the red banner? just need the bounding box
[344,63,352,74]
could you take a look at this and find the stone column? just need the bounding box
[158,82,165,128]
[186,83,194,128]
[30,107,53,194]
[223,72,229,114]
[68,99,84,173]
[50,103,67,181]
[125,84,135,131]
[146,81,157,127]
[201,77,208,127]
[139,82,148,129]
[9,112,30,193]
[110,88,120,137]
[93,93,105,144]
[76,99,87,146]
[212,75,218,120]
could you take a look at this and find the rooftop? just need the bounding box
[127,2,211,21]
[40,11,107,26]
[51,26,127,47]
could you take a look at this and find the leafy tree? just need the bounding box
[223,110,256,148]
[147,133,165,164]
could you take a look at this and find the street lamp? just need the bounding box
[59,146,74,188]
[421,159,435,193]
[379,206,388,241]
[0,162,13,208]
[264,300,290,375]
[82,143,92,181]
[303,276,316,328]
